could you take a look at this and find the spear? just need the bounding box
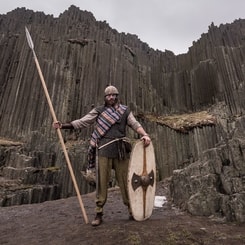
[25,27,89,224]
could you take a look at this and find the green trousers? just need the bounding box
[95,156,130,214]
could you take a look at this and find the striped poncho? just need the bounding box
[90,104,127,147]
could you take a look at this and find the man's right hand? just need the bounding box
[53,121,62,129]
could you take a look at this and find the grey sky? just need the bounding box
[1,0,245,54]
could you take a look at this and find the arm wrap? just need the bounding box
[61,123,74,129]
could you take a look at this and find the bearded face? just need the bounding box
[104,94,118,106]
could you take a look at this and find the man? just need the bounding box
[53,85,151,226]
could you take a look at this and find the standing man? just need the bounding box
[53,85,151,226]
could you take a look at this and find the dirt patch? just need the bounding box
[0,181,245,245]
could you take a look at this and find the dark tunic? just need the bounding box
[96,105,130,159]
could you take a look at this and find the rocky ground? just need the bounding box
[0,180,245,245]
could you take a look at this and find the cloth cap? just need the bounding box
[104,85,119,96]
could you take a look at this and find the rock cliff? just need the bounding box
[0,6,244,222]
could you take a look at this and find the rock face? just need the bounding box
[170,110,245,223]
[0,6,245,222]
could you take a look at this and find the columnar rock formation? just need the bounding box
[0,6,244,222]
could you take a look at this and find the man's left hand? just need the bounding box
[141,135,151,146]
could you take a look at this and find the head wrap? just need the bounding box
[104,85,119,96]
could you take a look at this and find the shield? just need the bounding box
[128,140,156,221]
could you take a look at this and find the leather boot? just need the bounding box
[91,213,103,226]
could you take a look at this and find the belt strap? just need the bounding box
[98,137,129,150]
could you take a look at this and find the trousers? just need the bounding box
[95,156,130,214]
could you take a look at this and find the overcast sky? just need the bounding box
[1,0,245,54]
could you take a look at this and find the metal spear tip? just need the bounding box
[25,26,34,50]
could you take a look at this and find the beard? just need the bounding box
[104,97,119,107]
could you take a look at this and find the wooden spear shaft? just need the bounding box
[25,27,89,224]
